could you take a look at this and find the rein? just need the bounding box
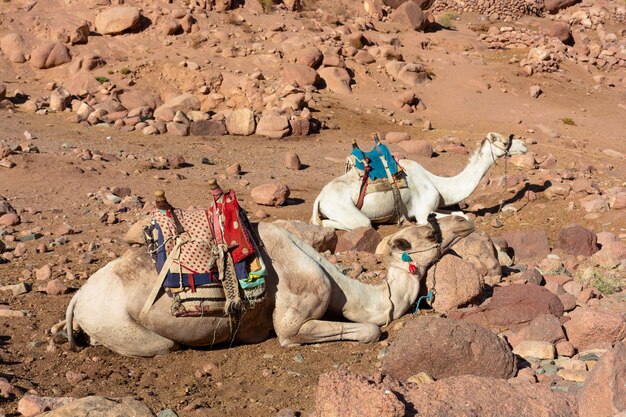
[488,138,512,227]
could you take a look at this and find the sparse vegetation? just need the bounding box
[561,117,576,126]
[120,67,132,75]
[437,11,459,30]
[95,76,110,84]
[258,0,275,13]
[578,267,623,295]
[538,265,570,277]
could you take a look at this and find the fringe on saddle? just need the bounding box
[139,185,267,325]
[347,134,409,224]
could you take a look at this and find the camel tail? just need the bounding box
[65,291,80,350]
[310,193,323,226]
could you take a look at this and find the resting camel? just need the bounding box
[52,216,473,357]
[311,132,528,230]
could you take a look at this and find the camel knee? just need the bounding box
[358,323,381,343]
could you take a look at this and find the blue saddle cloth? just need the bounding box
[351,143,399,180]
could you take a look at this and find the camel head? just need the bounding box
[385,216,475,275]
[486,132,528,157]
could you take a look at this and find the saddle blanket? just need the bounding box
[351,142,400,180]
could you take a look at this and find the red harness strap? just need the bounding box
[356,165,371,210]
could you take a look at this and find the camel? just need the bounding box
[311,132,528,230]
[52,215,473,357]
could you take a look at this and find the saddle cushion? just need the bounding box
[351,142,400,180]
[152,209,219,288]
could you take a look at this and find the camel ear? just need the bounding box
[389,237,412,252]
[487,132,499,143]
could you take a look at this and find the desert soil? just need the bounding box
[1,1,625,416]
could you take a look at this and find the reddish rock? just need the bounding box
[272,220,338,253]
[43,279,68,295]
[545,0,581,14]
[563,308,626,350]
[452,231,501,285]
[580,195,609,213]
[0,213,20,226]
[35,264,53,281]
[314,371,405,417]
[282,64,319,87]
[425,254,484,312]
[558,224,598,256]
[397,140,432,157]
[289,118,310,136]
[30,42,71,69]
[256,115,290,139]
[318,67,352,94]
[389,1,426,31]
[296,47,323,69]
[335,227,381,253]
[549,22,573,45]
[1,33,27,63]
[95,6,142,35]
[578,343,626,417]
[285,151,301,170]
[383,316,516,380]
[226,163,241,175]
[508,314,567,348]
[501,229,550,260]
[447,284,564,332]
[385,132,410,144]
[251,183,290,206]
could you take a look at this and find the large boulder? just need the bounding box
[544,0,580,14]
[563,308,626,350]
[95,7,142,35]
[1,33,28,63]
[225,108,256,136]
[251,183,290,206]
[452,231,502,285]
[317,67,352,94]
[255,114,290,139]
[38,396,154,417]
[558,224,598,256]
[382,316,516,380]
[500,229,550,261]
[425,254,484,312]
[447,284,564,332]
[313,371,578,417]
[282,63,319,87]
[388,1,426,31]
[272,220,338,253]
[30,43,71,69]
[118,89,162,111]
[578,343,626,417]
[507,314,567,348]
[154,94,200,122]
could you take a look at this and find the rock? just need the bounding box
[558,224,598,256]
[30,43,71,69]
[425,254,484,312]
[154,94,201,122]
[289,118,310,136]
[549,22,573,45]
[251,183,290,206]
[256,115,290,139]
[364,0,385,19]
[397,140,432,157]
[38,396,154,417]
[282,64,319,87]
[313,371,578,417]
[385,132,410,144]
[513,341,556,360]
[556,340,576,357]
[190,120,227,136]
[296,47,323,69]
[0,84,5,101]
[226,108,256,136]
[580,195,609,213]
[314,371,405,417]
[165,122,189,136]
[226,163,241,175]
[545,0,581,14]
[317,67,352,94]
[335,227,382,253]
[563,308,626,351]
[519,267,544,285]
[36,264,53,281]
[382,316,516,380]
[578,343,626,417]
[508,314,567,348]
[118,90,162,111]
[452,231,502,285]
[448,284,564,332]
[1,33,27,63]
[272,220,338,252]
[43,279,68,295]
[501,229,550,261]
[17,395,74,417]
[530,85,542,98]
[0,213,20,226]
[389,1,426,31]
[285,151,301,170]
[354,50,376,65]
[50,88,71,112]
[95,7,142,35]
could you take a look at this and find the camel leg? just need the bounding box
[278,318,380,347]
[318,197,372,231]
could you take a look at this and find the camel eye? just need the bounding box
[390,238,411,252]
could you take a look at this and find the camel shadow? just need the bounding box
[470,180,552,217]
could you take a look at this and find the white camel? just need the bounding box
[311,132,528,230]
[52,216,473,357]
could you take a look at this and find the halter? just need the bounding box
[488,136,513,226]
